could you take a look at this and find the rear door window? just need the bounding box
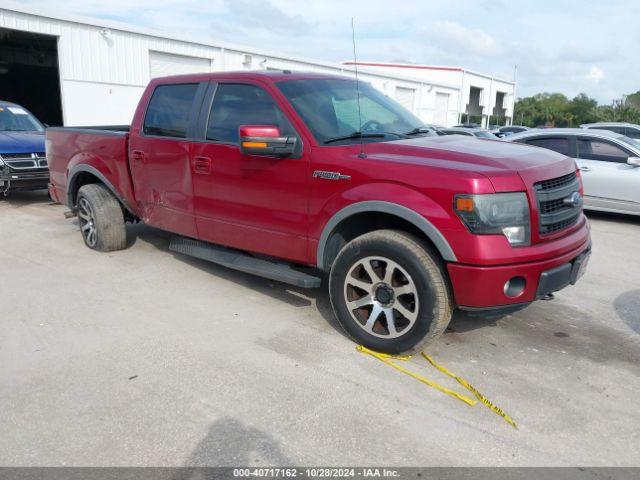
[526,137,570,155]
[143,83,199,138]
[577,138,630,163]
[206,83,294,144]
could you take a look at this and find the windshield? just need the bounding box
[276,79,426,144]
[0,105,44,132]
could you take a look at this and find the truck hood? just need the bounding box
[367,135,576,191]
[0,131,45,154]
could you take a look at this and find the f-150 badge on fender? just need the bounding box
[312,170,351,181]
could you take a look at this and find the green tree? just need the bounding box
[566,93,598,126]
[513,92,624,127]
[596,99,640,123]
[626,91,640,110]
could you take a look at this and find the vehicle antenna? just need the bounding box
[351,17,366,159]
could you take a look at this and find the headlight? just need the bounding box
[454,192,531,246]
[0,157,4,167]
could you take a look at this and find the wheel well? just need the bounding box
[321,211,443,271]
[68,171,136,221]
[69,172,102,206]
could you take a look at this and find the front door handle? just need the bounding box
[131,150,145,164]
[193,156,212,174]
[579,166,591,172]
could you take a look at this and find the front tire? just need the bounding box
[329,230,452,354]
[76,184,126,252]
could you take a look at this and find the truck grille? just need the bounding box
[0,152,48,170]
[534,172,582,235]
[536,172,576,191]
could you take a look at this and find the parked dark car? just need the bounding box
[491,125,531,138]
[0,101,49,196]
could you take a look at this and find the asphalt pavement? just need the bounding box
[1,191,639,466]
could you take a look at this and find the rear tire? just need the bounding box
[76,184,126,252]
[329,229,452,354]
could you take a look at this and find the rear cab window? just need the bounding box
[143,83,200,138]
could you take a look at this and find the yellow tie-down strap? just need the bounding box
[356,345,518,429]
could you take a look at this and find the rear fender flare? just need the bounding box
[66,164,134,214]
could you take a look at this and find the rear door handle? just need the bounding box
[193,156,212,175]
[131,150,145,164]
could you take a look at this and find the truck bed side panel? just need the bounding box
[46,128,138,213]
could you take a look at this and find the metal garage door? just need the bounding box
[149,51,211,79]
[395,86,416,112]
[434,92,449,126]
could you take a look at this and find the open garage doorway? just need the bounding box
[0,28,63,126]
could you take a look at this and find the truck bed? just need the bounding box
[49,125,130,134]
[46,126,136,210]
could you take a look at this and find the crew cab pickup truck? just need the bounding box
[46,71,591,353]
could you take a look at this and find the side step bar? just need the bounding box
[169,236,322,289]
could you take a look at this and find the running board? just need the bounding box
[169,236,322,289]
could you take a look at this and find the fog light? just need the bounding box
[504,276,526,298]
[502,226,527,246]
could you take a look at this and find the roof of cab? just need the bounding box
[148,70,353,86]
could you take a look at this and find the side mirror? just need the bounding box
[627,157,640,167]
[239,125,296,157]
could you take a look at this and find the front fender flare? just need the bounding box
[316,200,458,269]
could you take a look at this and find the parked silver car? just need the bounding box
[506,128,640,216]
[580,122,640,139]
[439,127,497,139]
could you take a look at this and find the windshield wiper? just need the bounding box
[324,132,385,144]
[323,131,408,144]
[404,126,434,136]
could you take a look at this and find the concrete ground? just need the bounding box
[1,191,639,467]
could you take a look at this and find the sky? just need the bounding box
[12,0,640,103]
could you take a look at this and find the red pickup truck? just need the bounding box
[46,71,591,353]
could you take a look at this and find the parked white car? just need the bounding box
[580,122,640,140]
[507,128,640,216]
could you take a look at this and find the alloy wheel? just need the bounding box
[78,197,98,248]
[343,256,419,339]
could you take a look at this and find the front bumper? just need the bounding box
[0,169,50,192]
[448,239,592,310]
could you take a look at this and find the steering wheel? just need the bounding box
[361,120,384,132]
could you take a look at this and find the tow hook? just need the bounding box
[540,293,555,301]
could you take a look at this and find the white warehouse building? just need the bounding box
[0,3,516,128]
